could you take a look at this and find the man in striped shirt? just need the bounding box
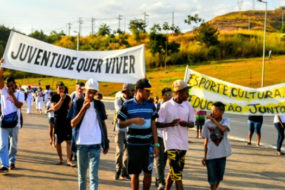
[118,78,159,190]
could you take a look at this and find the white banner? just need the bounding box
[3,31,146,84]
[184,67,285,115]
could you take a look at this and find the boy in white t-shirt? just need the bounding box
[71,79,109,190]
[202,101,232,190]
[0,58,25,172]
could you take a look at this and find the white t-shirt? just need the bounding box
[44,89,52,102]
[157,98,195,151]
[46,100,54,118]
[202,118,232,160]
[36,91,44,102]
[273,115,285,123]
[26,89,33,101]
[0,87,25,128]
[76,102,102,145]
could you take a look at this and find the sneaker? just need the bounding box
[114,171,120,180]
[157,183,165,190]
[9,164,15,170]
[0,167,9,173]
[121,174,131,180]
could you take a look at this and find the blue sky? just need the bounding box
[0,0,284,35]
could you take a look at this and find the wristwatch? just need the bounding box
[154,143,160,147]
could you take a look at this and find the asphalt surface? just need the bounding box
[0,101,284,189]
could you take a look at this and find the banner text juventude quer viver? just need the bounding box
[3,31,146,84]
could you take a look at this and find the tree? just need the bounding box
[97,24,111,36]
[184,14,204,26]
[195,23,219,47]
[162,22,181,35]
[47,30,65,43]
[149,24,180,67]
[0,25,11,57]
[29,30,48,42]
[129,19,147,41]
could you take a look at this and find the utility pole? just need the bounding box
[172,11,174,27]
[91,17,95,35]
[118,14,122,32]
[124,16,126,33]
[77,17,82,51]
[281,7,284,30]
[67,23,72,36]
[143,12,149,25]
[257,0,267,87]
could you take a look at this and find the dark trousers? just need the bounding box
[274,123,285,151]
[155,137,167,185]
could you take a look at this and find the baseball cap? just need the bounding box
[85,78,99,91]
[122,83,135,92]
[136,78,152,90]
[173,80,191,92]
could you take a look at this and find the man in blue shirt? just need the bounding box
[118,78,159,190]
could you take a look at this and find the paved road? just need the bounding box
[0,102,284,189]
[103,101,279,149]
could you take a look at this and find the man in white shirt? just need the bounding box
[71,78,109,190]
[157,80,195,190]
[0,58,25,172]
[114,83,135,180]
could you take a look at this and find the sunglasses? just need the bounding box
[164,93,172,97]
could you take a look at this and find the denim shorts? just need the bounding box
[248,120,262,135]
[48,117,55,125]
[206,157,226,186]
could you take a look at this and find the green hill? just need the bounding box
[209,7,285,32]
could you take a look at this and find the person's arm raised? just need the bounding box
[70,101,90,128]
[52,93,66,111]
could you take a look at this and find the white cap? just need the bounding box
[85,78,99,91]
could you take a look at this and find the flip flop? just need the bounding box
[67,162,76,167]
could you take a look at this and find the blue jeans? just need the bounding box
[0,127,19,167]
[77,144,101,190]
[274,123,284,151]
[248,120,262,135]
[206,157,227,186]
[71,128,78,155]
